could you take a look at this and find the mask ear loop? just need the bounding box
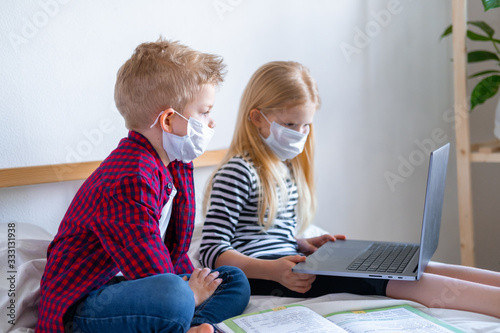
[259,111,272,125]
[150,111,165,128]
[173,110,189,122]
[150,108,187,129]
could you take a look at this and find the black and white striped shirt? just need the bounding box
[200,155,299,269]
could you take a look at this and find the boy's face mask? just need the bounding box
[260,111,309,161]
[151,109,214,163]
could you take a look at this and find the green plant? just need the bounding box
[441,0,500,111]
[482,0,500,11]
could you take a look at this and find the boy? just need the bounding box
[36,38,250,333]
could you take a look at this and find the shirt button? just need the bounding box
[167,183,172,189]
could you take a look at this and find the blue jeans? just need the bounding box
[66,266,250,333]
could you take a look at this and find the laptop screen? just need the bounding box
[417,143,449,279]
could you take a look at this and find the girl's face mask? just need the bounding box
[260,111,309,161]
[151,109,214,163]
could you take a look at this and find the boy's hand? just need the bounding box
[271,255,316,293]
[184,268,222,307]
[296,234,346,255]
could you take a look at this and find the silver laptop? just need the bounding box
[293,143,450,281]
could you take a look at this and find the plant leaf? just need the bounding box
[469,70,500,79]
[467,30,491,41]
[442,21,497,40]
[470,75,500,110]
[468,21,495,37]
[468,50,500,63]
[482,0,500,11]
[441,24,453,39]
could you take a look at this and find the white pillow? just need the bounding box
[0,222,52,333]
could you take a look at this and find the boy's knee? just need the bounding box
[152,273,193,294]
[217,265,246,280]
[144,274,195,316]
[210,266,250,318]
[217,266,251,295]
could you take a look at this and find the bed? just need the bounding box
[1,153,500,333]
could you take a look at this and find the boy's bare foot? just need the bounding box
[187,323,214,333]
[187,268,222,307]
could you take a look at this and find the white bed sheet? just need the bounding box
[1,223,500,333]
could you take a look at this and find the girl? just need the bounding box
[199,61,500,318]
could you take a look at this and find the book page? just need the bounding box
[325,305,464,333]
[216,305,346,333]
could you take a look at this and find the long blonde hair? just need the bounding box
[204,61,319,234]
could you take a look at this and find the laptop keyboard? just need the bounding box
[347,243,419,274]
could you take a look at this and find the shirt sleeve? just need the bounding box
[90,174,175,279]
[199,157,254,268]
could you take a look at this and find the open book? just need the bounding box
[215,304,465,333]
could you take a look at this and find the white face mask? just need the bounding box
[260,111,309,161]
[151,110,214,163]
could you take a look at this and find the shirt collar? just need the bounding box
[128,130,164,165]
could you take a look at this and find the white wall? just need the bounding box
[1,0,464,264]
[467,2,500,271]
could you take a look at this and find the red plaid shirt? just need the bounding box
[36,131,196,332]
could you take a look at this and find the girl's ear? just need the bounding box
[249,108,265,129]
[160,108,176,133]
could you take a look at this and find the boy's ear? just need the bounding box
[249,108,264,128]
[160,108,176,133]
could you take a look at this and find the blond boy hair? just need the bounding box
[204,61,319,234]
[114,37,226,130]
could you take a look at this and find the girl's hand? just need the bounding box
[296,234,346,255]
[183,268,222,307]
[270,255,316,293]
